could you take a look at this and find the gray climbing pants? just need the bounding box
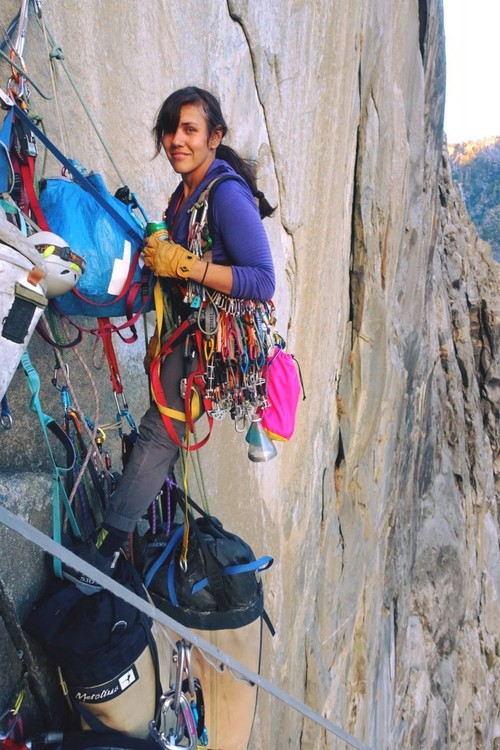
[103,336,194,533]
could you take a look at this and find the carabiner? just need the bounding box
[172,642,186,714]
[113,390,129,414]
[183,643,195,698]
[60,385,72,413]
[233,410,248,434]
[150,685,197,749]
[1,395,12,430]
[176,693,198,748]
[0,708,19,741]
[51,363,70,391]
[1,413,13,430]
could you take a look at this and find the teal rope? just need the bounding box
[20,352,80,577]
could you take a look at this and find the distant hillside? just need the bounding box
[448,137,500,262]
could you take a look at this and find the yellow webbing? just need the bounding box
[150,279,186,422]
[153,277,190,565]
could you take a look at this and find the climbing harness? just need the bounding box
[20,351,79,576]
[51,364,110,537]
[19,349,119,578]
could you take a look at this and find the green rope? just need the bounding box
[0,47,53,100]
[36,16,127,184]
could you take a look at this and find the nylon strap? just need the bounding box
[149,326,214,451]
[20,352,80,577]
[17,155,50,231]
[13,105,143,247]
[98,318,123,394]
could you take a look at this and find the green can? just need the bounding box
[145,221,169,240]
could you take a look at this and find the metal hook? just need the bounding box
[0,49,53,100]
[113,390,129,414]
[183,643,195,698]
[51,363,69,391]
[233,411,248,434]
[0,708,19,741]
[150,688,197,749]
[172,642,186,714]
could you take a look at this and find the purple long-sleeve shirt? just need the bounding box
[165,159,275,300]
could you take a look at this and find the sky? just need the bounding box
[443,0,500,143]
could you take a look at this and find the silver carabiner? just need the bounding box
[150,683,197,748]
[176,693,198,749]
[183,643,195,698]
[1,413,13,430]
[172,642,186,714]
[0,709,19,741]
[149,691,177,749]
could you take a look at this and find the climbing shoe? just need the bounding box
[61,539,121,595]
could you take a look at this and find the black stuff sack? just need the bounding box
[143,502,273,631]
[23,557,160,738]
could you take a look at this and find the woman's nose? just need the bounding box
[162,130,182,151]
[171,127,184,145]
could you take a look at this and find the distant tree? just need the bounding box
[448,137,500,262]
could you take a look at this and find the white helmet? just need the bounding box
[27,231,85,298]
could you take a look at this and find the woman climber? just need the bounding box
[63,86,276,592]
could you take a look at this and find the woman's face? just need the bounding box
[162,103,222,185]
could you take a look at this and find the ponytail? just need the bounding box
[216,143,275,219]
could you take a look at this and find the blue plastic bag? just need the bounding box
[39,173,153,318]
[0,108,14,194]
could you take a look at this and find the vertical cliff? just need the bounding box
[0,1,498,748]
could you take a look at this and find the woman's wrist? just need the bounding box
[190,258,209,284]
[187,258,234,295]
[200,261,209,285]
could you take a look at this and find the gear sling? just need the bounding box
[149,175,281,451]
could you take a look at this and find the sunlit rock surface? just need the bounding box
[0,1,498,748]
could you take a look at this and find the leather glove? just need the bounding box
[143,329,159,373]
[143,237,197,279]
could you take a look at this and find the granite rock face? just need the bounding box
[0,1,498,748]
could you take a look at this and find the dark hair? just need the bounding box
[153,86,275,219]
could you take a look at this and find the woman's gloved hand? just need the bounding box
[143,237,197,279]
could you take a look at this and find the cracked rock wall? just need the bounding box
[0,1,499,748]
